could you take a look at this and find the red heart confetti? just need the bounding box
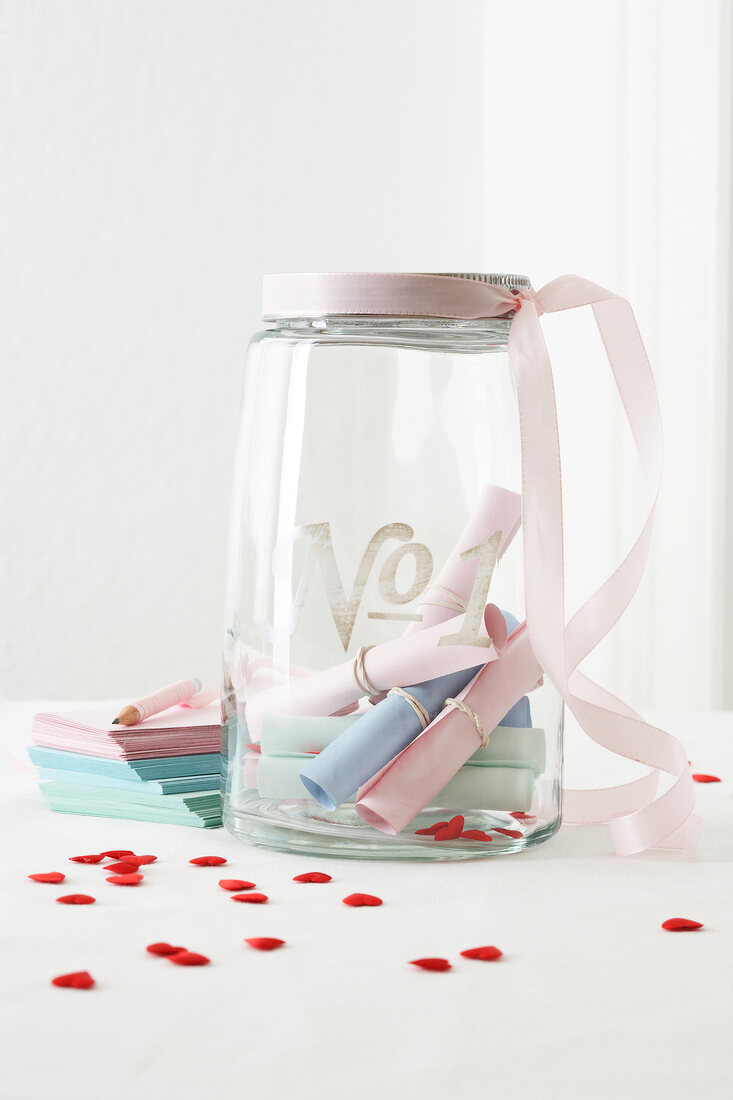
[219,879,256,891]
[52,970,95,989]
[493,828,523,839]
[125,854,158,866]
[189,856,227,865]
[69,854,104,864]
[100,850,135,859]
[414,821,448,836]
[231,892,269,903]
[433,815,464,841]
[104,861,140,875]
[147,942,187,956]
[106,873,143,886]
[244,937,285,951]
[509,811,535,821]
[460,830,493,841]
[692,774,721,783]
[28,872,65,884]
[409,958,451,971]
[661,918,704,931]
[57,894,96,905]
[342,893,382,907]
[461,945,503,961]
[293,872,332,883]
[168,951,210,966]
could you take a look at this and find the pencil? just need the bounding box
[112,678,202,726]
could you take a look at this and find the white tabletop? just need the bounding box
[2,701,731,1100]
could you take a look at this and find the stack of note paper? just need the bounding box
[28,705,222,828]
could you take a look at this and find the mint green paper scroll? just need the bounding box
[253,714,544,812]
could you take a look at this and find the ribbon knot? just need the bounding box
[511,287,542,316]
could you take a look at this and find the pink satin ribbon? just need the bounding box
[264,272,699,856]
[295,272,699,856]
[508,277,699,856]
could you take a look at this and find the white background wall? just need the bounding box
[2,0,731,709]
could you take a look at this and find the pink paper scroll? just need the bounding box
[245,603,508,743]
[405,484,521,633]
[356,623,541,833]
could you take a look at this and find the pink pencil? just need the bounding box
[112,678,202,726]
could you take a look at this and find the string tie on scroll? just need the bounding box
[444,697,488,748]
[387,687,430,731]
[352,646,379,696]
[419,585,468,615]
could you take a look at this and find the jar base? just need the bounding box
[223,800,561,861]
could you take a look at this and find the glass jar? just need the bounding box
[222,273,563,860]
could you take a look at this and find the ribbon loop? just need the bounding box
[508,275,699,857]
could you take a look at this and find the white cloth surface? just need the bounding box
[1,701,731,1100]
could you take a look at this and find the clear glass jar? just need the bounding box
[222,273,563,859]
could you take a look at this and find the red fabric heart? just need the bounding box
[168,951,210,966]
[146,942,187,956]
[342,893,382,907]
[460,830,493,841]
[57,894,96,905]
[433,815,464,841]
[69,854,104,864]
[509,811,535,820]
[189,856,227,865]
[230,892,269,903]
[219,879,256,891]
[414,821,448,836]
[125,854,157,866]
[493,828,523,839]
[28,872,65,884]
[52,970,95,989]
[692,774,721,783]
[100,850,135,859]
[409,958,451,971]
[292,872,332,883]
[661,918,704,931]
[461,945,503,961]
[104,861,139,875]
[244,937,285,951]
[106,873,143,885]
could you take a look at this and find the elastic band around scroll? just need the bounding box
[387,687,430,731]
[352,646,379,697]
[444,698,488,748]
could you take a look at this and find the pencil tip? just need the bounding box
[111,718,120,724]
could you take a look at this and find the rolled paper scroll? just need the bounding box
[356,622,543,834]
[463,726,545,774]
[255,754,534,812]
[259,714,544,773]
[260,714,359,756]
[299,663,485,810]
[405,484,521,634]
[245,603,508,742]
[432,764,533,812]
[491,610,532,728]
